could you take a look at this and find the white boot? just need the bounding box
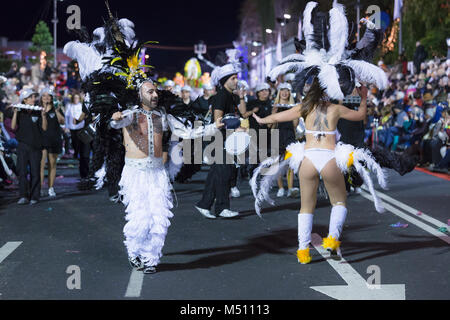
[328,205,347,240]
[298,213,313,249]
[297,213,313,264]
[323,205,347,259]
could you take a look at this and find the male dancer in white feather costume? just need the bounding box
[63,2,226,274]
[250,1,389,264]
[110,80,223,273]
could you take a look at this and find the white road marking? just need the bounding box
[309,233,405,300]
[361,186,449,229]
[359,191,450,245]
[0,242,22,264]
[124,269,144,298]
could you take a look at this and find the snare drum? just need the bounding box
[225,131,251,156]
[222,113,241,130]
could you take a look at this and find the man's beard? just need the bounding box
[142,97,158,109]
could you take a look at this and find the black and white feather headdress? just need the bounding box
[268,1,388,100]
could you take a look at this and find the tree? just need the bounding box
[29,21,53,57]
[403,0,449,60]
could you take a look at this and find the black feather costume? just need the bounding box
[64,1,154,199]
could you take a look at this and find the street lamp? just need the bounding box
[356,0,361,41]
[277,14,291,27]
[265,29,273,34]
[52,0,64,68]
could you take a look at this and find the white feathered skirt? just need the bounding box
[250,141,388,216]
[118,157,174,267]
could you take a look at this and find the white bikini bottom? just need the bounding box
[304,148,335,174]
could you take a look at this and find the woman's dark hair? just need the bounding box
[39,93,54,110]
[300,77,326,119]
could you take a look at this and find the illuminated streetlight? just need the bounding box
[265,29,273,34]
[284,14,291,20]
[251,52,257,57]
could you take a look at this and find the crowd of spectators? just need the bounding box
[363,55,450,173]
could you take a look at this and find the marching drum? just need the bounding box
[221,113,241,130]
[225,131,251,156]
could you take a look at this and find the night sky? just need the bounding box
[0,0,243,74]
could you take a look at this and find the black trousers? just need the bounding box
[196,163,233,215]
[70,130,91,179]
[17,143,42,200]
[230,165,238,188]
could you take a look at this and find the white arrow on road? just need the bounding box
[309,234,405,300]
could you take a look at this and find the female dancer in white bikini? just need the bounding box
[253,78,368,264]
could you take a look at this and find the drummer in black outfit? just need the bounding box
[39,88,65,197]
[194,71,256,219]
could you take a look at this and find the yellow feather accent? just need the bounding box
[284,151,293,160]
[114,72,128,77]
[347,152,354,168]
[297,248,312,264]
[127,55,139,70]
[322,235,341,251]
[110,57,122,65]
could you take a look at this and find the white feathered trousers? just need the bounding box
[118,157,174,267]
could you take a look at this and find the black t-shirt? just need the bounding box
[42,109,62,147]
[211,88,241,117]
[337,105,365,148]
[247,99,273,130]
[191,96,211,117]
[16,111,44,149]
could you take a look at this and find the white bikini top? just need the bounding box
[305,129,338,140]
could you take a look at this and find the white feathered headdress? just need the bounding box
[211,49,241,86]
[268,1,388,100]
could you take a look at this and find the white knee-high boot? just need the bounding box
[298,213,314,249]
[328,205,347,240]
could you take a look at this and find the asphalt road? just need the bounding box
[0,162,449,301]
